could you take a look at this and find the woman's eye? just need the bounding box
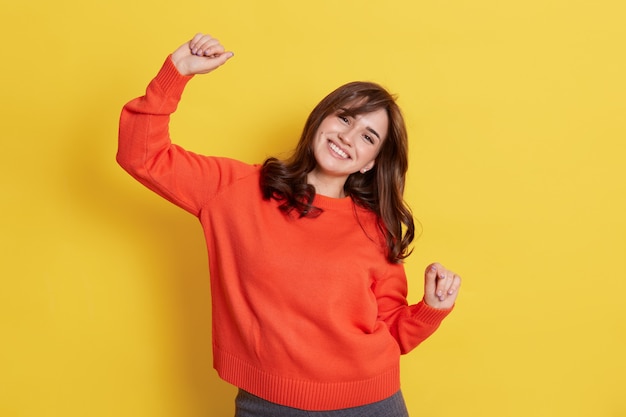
[338,115,349,123]
[363,134,374,144]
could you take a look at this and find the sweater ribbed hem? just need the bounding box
[213,345,401,411]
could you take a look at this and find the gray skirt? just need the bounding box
[234,389,409,417]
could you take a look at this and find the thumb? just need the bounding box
[424,263,439,294]
[213,51,235,66]
[194,50,234,74]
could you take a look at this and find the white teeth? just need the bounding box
[329,142,349,158]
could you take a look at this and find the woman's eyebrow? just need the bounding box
[366,126,381,140]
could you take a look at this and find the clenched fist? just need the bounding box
[423,263,461,310]
[171,33,234,76]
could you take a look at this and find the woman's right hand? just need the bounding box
[171,33,234,76]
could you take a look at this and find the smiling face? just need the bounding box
[307,107,389,196]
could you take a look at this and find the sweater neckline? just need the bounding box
[313,193,354,211]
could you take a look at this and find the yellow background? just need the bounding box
[1,1,625,416]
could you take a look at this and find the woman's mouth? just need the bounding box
[329,141,349,159]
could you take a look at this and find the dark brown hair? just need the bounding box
[260,81,414,263]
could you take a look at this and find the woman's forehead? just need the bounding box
[336,98,386,115]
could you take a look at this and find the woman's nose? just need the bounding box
[338,128,355,146]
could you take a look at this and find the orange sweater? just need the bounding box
[117,56,452,411]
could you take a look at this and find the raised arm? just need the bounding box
[117,33,235,215]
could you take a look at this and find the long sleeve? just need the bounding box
[117,56,248,215]
[373,263,453,354]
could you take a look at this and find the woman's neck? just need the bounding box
[306,172,347,199]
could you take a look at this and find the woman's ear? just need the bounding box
[360,160,375,174]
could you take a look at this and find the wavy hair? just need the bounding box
[260,81,414,263]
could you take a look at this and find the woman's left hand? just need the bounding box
[423,263,462,310]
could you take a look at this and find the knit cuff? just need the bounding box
[153,55,194,99]
[411,300,454,325]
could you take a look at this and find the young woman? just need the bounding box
[118,33,461,417]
